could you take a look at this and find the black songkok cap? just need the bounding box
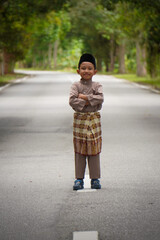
[78,53,96,69]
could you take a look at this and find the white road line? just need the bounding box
[73,231,98,240]
[130,82,160,94]
[84,174,91,188]
[0,84,10,92]
[77,189,97,193]
[0,76,28,92]
[77,174,97,192]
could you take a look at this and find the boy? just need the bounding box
[69,53,104,190]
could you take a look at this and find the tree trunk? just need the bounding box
[147,44,158,78]
[109,35,115,72]
[149,54,157,78]
[118,43,125,74]
[48,43,52,69]
[136,40,147,77]
[1,49,15,74]
[5,51,15,74]
[97,56,102,71]
[0,50,4,75]
[53,40,59,70]
[105,63,109,72]
[32,56,37,68]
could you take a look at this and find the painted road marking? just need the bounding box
[0,84,10,92]
[0,76,28,92]
[77,189,97,193]
[84,174,91,188]
[73,231,98,240]
[127,80,160,94]
[77,175,97,192]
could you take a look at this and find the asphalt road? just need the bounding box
[0,71,160,240]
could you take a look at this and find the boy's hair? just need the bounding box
[78,53,97,69]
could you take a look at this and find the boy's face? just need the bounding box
[77,62,97,81]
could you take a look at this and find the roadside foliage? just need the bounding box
[0,0,160,82]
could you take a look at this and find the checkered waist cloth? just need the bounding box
[73,112,102,156]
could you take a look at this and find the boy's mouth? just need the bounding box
[83,73,90,76]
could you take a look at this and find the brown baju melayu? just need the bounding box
[69,78,104,179]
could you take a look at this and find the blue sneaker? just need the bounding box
[91,179,101,189]
[73,179,84,190]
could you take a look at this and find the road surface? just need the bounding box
[0,71,160,240]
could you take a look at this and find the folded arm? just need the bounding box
[86,84,104,106]
[69,84,87,111]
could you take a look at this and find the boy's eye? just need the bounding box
[81,67,93,70]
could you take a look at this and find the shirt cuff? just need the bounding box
[87,94,94,105]
[77,99,86,111]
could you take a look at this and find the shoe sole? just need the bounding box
[73,186,84,191]
[91,186,101,189]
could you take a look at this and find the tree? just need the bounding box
[0,0,67,74]
[68,0,111,71]
[121,0,160,78]
[23,9,71,69]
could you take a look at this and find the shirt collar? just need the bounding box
[80,78,92,85]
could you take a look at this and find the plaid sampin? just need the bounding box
[73,112,102,155]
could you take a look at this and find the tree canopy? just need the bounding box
[0,0,160,79]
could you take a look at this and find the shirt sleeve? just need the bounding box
[87,83,104,106]
[69,83,86,112]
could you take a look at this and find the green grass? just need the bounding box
[2,71,159,92]
[0,73,26,87]
[113,74,160,90]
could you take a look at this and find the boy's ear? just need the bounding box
[77,69,80,74]
[94,70,97,74]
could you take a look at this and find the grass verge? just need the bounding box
[0,73,26,87]
[113,74,160,90]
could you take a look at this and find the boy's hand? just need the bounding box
[78,94,89,106]
[85,100,89,105]
[78,93,88,100]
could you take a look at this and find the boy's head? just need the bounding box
[78,53,97,69]
[77,53,97,80]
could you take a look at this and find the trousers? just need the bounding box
[75,153,101,179]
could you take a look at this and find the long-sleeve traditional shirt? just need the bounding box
[69,79,104,113]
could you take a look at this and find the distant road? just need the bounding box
[0,70,160,240]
